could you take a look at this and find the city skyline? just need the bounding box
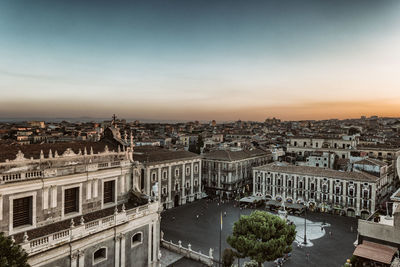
[1,0,400,121]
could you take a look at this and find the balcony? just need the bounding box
[15,201,159,255]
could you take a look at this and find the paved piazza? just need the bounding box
[161,199,358,267]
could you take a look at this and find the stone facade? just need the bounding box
[253,163,380,218]
[134,147,202,209]
[0,129,161,266]
[202,149,271,198]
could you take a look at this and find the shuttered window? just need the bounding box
[104,181,115,204]
[13,196,32,227]
[64,187,79,214]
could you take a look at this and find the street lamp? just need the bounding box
[303,205,307,245]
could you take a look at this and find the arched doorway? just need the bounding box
[360,210,370,220]
[347,208,355,217]
[174,195,180,207]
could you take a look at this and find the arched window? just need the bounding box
[175,168,179,177]
[132,232,143,247]
[93,247,107,265]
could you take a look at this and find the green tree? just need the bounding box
[0,232,30,267]
[227,210,296,267]
[222,248,235,267]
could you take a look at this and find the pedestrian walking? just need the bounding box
[306,253,310,261]
[224,211,227,217]
[329,231,332,237]
[350,226,353,232]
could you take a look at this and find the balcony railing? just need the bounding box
[19,202,159,255]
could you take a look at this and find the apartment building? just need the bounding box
[253,163,381,218]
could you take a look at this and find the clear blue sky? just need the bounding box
[1,0,400,121]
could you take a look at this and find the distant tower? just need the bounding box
[112,114,117,127]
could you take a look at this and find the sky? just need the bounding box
[0,0,400,122]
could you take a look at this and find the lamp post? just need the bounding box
[303,205,307,245]
[237,197,241,267]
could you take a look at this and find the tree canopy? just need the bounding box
[0,232,30,267]
[227,210,296,267]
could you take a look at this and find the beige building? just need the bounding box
[287,135,358,160]
[202,149,271,198]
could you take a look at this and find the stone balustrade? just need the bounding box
[161,239,214,266]
[0,158,131,184]
[19,202,159,255]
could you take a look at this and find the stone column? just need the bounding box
[152,221,157,264]
[86,180,92,200]
[253,171,256,195]
[181,164,185,200]
[198,160,202,194]
[148,223,152,266]
[342,181,347,207]
[283,174,287,200]
[93,179,98,198]
[120,174,125,194]
[190,162,194,198]
[146,168,151,195]
[371,184,376,213]
[115,234,121,267]
[158,167,162,201]
[356,182,361,215]
[168,165,172,206]
[43,187,49,210]
[329,179,334,203]
[71,252,78,267]
[293,176,297,201]
[272,173,276,198]
[316,178,321,202]
[218,163,221,189]
[262,172,265,196]
[120,234,126,267]
[51,186,57,208]
[78,250,84,267]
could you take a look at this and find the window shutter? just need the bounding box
[13,197,32,227]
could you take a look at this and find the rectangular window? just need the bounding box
[13,196,32,227]
[104,180,115,204]
[64,187,79,214]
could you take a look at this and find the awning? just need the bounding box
[265,200,282,207]
[285,202,305,210]
[353,241,397,265]
[239,196,264,203]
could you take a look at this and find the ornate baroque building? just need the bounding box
[0,128,161,266]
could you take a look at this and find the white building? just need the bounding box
[253,163,381,218]
[134,146,202,209]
